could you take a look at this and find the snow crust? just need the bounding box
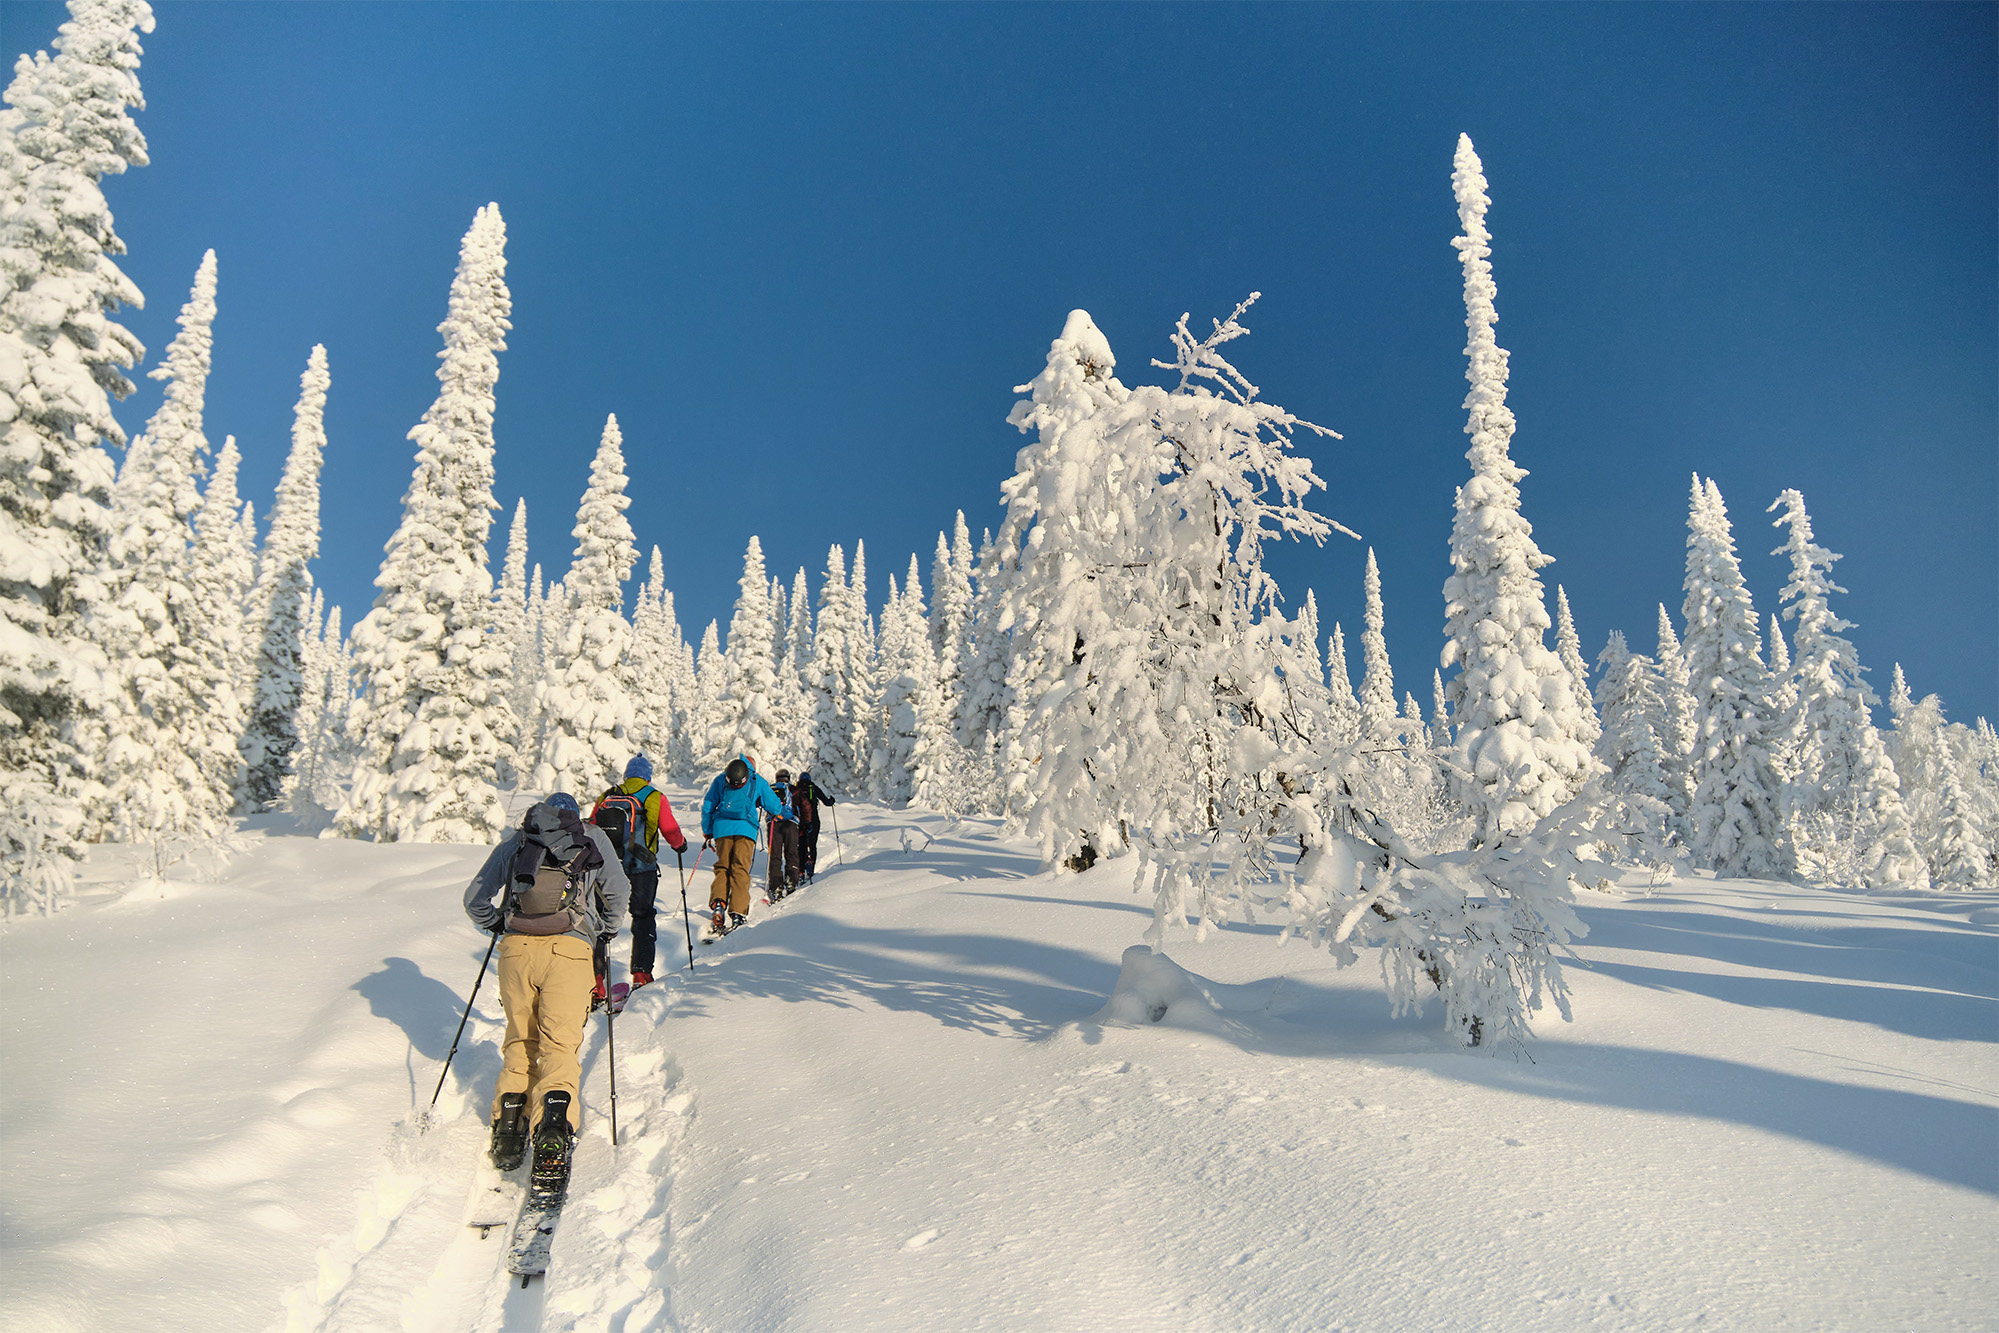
[2,797,1994,1332]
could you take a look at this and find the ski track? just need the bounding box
[273,987,692,1333]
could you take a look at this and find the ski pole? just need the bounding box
[427,929,499,1127]
[603,984,619,1148]
[831,802,845,866]
[676,847,697,972]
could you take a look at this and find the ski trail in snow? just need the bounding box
[272,985,693,1333]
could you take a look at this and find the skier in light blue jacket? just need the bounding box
[700,755,791,933]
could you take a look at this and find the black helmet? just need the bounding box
[724,758,750,788]
[775,769,791,784]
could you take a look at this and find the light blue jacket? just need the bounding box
[702,763,792,840]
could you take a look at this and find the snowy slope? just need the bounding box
[2,795,1994,1332]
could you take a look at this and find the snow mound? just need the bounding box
[1090,945,1237,1035]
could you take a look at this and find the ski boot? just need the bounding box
[489,1091,528,1172]
[530,1092,575,1199]
[631,970,653,990]
[710,900,728,935]
[590,973,609,1012]
[729,911,747,931]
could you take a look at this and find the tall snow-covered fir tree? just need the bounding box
[657,586,698,781]
[1438,135,1593,845]
[1325,621,1361,745]
[1681,476,1790,878]
[239,343,330,810]
[956,529,1011,771]
[185,437,252,823]
[87,249,215,844]
[624,546,672,760]
[1767,489,1924,887]
[710,535,781,767]
[339,205,516,842]
[1653,603,1695,829]
[1358,548,1397,749]
[843,540,879,795]
[0,0,155,908]
[1594,630,1675,844]
[494,497,538,780]
[808,543,858,790]
[777,565,813,759]
[536,414,638,799]
[930,513,974,732]
[1553,586,1601,754]
[691,619,724,772]
[875,554,946,806]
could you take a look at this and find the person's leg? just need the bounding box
[767,825,793,895]
[800,823,819,878]
[780,822,799,888]
[721,836,755,915]
[526,935,595,1134]
[494,934,536,1121]
[628,865,659,974]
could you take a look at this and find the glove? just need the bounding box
[598,931,615,946]
[671,840,689,856]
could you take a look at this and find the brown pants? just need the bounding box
[493,933,594,1133]
[710,835,755,914]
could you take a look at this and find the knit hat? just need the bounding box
[625,754,654,781]
[545,792,580,815]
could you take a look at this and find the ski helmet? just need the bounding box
[724,758,750,788]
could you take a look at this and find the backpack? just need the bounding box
[593,784,657,870]
[505,802,602,936]
[791,782,816,825]
[771,781,798,826]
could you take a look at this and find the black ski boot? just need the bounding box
[490,1092,528,1171]
[729,911,747,931]
[530,1092,575,1199]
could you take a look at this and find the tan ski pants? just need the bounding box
[494,933,594,1132]
[710,835,755,914]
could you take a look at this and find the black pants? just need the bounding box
[799,821,821,877]
[628,864,660,975]
[768,821,800,894]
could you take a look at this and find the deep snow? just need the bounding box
[2,795,1994,1332]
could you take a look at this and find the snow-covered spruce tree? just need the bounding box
[1553,586,1601,754]
[1932,742,1994,888]
[930,513,974,727]
[876,554,948,807]
[1653,603,1695,829]
[0,0,154,909]
[993,309,1142,856]
[1593,630,1676,854]
[84,251,216,849]
[955,529,1009,754]
[808,543,858,790]
[1439,136,1594,845]
[623,546,670,758]
[492,497,538,779]
[657,587,698,781]
[239,343,330,810]
[536,414,638,798]
[183,438,254,827]
[1681,476,1790,878]
[1766,489,1923,886]
[691,619,725,772]
[1325,621,1361,745]
[709,535,780,767]
[776,565,812,760]
[1431,669,1452,747]
[1358,548,1397,749]
[844,540,880,796]
[339,205,516,843]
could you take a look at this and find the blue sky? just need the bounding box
[15,1,1995,722]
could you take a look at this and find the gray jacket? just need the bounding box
[463,824,631,943]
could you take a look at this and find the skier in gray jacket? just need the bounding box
[462,793,630,1173]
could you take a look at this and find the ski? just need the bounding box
[607,981,630,1015]
[504,1189,565,1283]
[462,1156,523,1241]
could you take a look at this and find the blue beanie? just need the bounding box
[625,754,654,781]
[545,792,580,815]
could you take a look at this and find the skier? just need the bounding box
[700,755,791,935]
[463,794,630,1180]
[792,769,836,883]
[590,755,688,992]
[767,768,802,900]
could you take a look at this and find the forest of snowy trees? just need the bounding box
[3,3,1994,1040]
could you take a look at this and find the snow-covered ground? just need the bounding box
[3,795,1994,1332]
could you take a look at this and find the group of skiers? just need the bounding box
[460,752,835,1188]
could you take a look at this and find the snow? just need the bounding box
[3,796,1995,1332]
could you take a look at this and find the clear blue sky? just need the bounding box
[14,1,1995,722]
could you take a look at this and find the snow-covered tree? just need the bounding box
[956,529,1010,762]
[493,497,539,778]
[1325,621,1360,745]
[536,414,638,799]
[930,513,974,725]
[87,250,216,845]
[1682,476,1790,878]
[1594,631,1676,851]
[656,586,698,782]
[1358,548,1397,748]
[623,546,670,759]
[808,543,858,790]
[710,535,781,767]
[1439,136,1594,845]
[1653,603,1694,829]
[240,343,330,810]
[692,619,724,772]
[1932,742,1994,888]
[774,565,812,755]
[844,540,879,794]
[1766,489,1922,886]
[184,438,253,824]
[0,0,155,908]
[339,205,516,842]
[1553,586,1601,754]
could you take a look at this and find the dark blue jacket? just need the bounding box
[702,766,791,840]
